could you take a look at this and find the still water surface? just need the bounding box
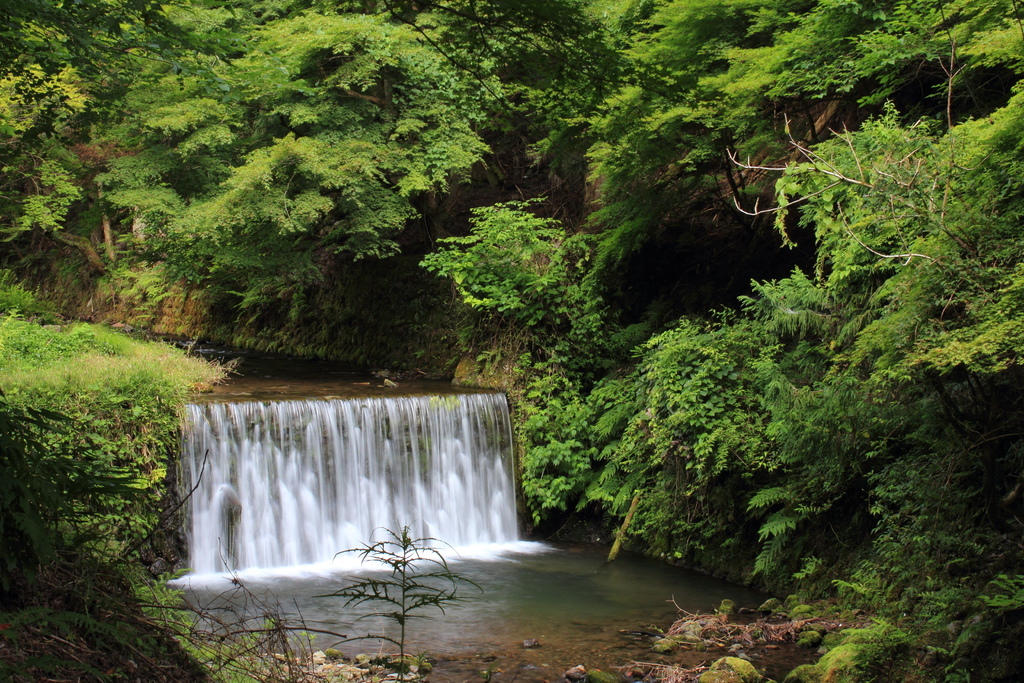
[177,543,769,677]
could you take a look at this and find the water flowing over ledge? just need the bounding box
[180,393,518,574]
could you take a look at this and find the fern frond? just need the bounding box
[757,511,799,542]
[747,486,792,511]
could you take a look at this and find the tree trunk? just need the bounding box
[101,213,115,261]
[607,495,641,563]
[98,189,116,261]
[52,231,106,274]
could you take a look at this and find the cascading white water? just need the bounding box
[181,393,518,573]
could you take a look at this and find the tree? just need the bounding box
[319,526,478,670]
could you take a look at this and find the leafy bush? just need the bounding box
[981,574,1024,611]
[0,397,139,590]
[1,321,224,547]
[422,200,571,327]
[0,272,49,318]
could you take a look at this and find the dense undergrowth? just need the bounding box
[0,283,227,680]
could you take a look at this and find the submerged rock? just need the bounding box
[565,664,588,681]
[586,669,623,683]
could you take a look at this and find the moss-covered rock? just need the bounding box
[782,664,821,683]
[697,656,761,683]
[789,604,817,620]
[452,355,515,389]
[672,632,705,646]
[782,643,864,683]
[821,632,844,649]
[718,599,737,614]
[796,631,823,648]
[652,638,677,653]
[758,598,783,613]
[816,644,864,682]
[585,669,623,683]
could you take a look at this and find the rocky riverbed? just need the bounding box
[265,597,865,683]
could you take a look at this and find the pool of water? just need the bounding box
[175,542,779,680]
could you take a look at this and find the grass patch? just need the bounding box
[0,318,222,394]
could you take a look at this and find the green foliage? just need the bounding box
[0,0,231,139]
[519,374,600,521]
[585,317,772,558]
[0,318,130,366]
[0,320,224,556]
[320,526,479,668]
[89,7,493,314]
[0,273,49,317]
[981,574,1024,611]
[0,396,139,590]
[585,0,1024,321]
[3,0,1024,676]
[0,318,225,676]
[423,201,569,326]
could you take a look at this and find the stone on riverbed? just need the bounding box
[677,621,703,638]
[565,664,588,681]
[652,638,677,653]
[697,656,761,683]
[797,631,823,649]
[586,669,623,683]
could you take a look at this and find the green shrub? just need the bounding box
[0,271,49,318]
[0,396,139,590]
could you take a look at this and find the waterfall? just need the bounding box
[180,393,518,573]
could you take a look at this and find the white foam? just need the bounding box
[169,541,553,590]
